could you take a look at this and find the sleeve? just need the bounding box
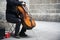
[6,0,23,6]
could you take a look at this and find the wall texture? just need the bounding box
[29,0,60,22]
[0,0,60,22]
[0,0,6,21]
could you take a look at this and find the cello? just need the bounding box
[17,3,36,29]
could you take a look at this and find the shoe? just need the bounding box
[13,34,20,39]
[19,33,28,37]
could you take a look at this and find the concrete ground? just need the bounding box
[2,21,60,40]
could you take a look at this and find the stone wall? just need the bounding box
[29,0,60,22]
[0,0,12,31]
[0,0,60,22]
[0,0,6,20]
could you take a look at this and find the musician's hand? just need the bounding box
[18,15,20,18]
[22,2,26,7]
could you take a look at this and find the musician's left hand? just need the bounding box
[22,2,26,7]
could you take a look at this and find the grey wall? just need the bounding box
[0,0,10,31]
[29,0,60,22]
[0,0,60,22]
[0,0,6,21]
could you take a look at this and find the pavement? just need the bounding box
[2,21,60,40]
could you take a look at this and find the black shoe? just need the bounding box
[13,34,20,39]
[19,33,28,37]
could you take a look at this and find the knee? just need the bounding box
[17,19,21,23]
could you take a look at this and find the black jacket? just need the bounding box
[6,0,23,19]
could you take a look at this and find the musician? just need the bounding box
[6,0,28,38]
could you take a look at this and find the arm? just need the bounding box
[6,0,23,6]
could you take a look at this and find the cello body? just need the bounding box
[17,6,36,29]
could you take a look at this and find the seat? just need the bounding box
[8,23,15,34]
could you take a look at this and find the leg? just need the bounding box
[15,19,21,36]
[6,17,21,38]
[14,19,21,38]
[19,20,27,37]
[19,26,28,37]
[20,26,26,33]
[20,19,27,33]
